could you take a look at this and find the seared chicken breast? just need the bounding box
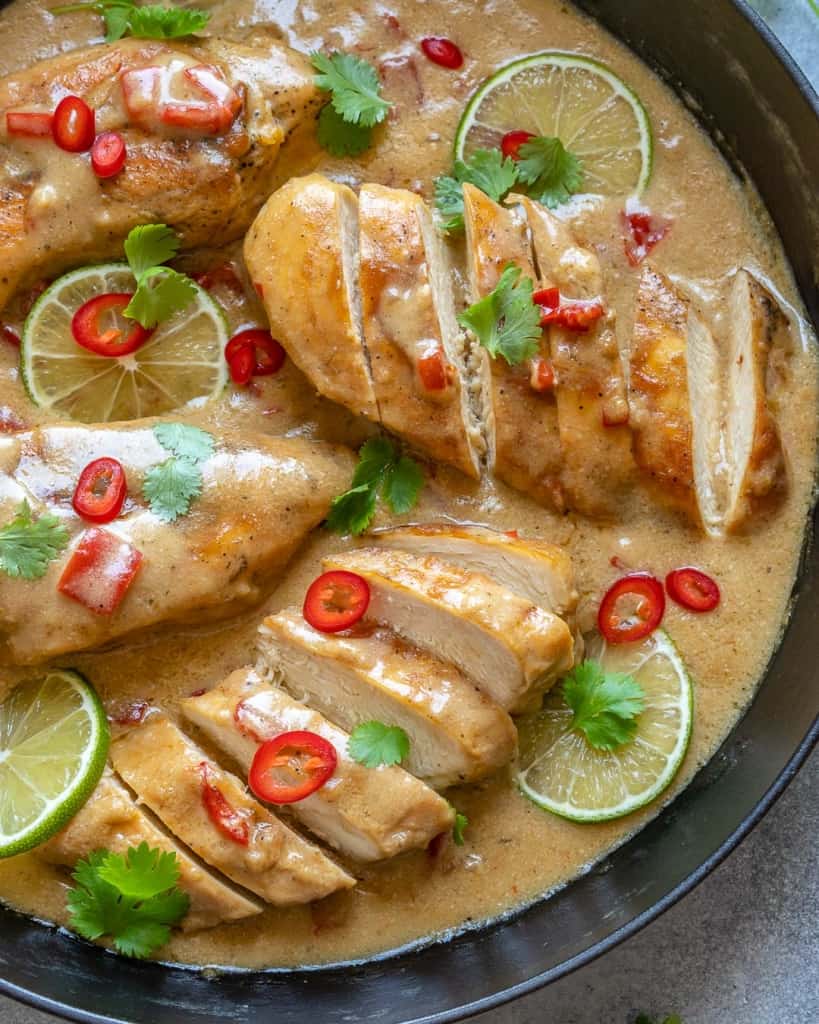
[520,196,634,516]
[258,610,517,788]
[110,714,355,905]
[462,183,564,509]
[41,770,263,930]
[0,35,320,312]
[243,174,379,420]
[0,423,353,663]
[323,548,575,713]
[181,668,454,862]
[358,183,483,478]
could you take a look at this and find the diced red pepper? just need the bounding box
[0,407,25,432]
[57,527,143,615]
[6,111,53,137]
[120,66,162,125]
[501,130,535,161]
[112,700,149,726]
[417,348,450,391]
[72,457,127,524]
[200,762,249,845]
[91,131,126,178]
[622,208,671,267]
[529,356,555,393]
[121,63,241,136]
[534,287,605,332]
[71,293,153,357]
[420,37,464,69]
[52,95,95,153]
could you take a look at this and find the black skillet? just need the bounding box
[0,1,817,1021]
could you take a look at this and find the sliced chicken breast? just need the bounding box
[461,183,565,509]
[0,36,320,312]
[181,668,454,862]
[358,184,484,478]
[323,548,575,713]
[520,196,634,516]
[244,174,379,420]
[0,423,353,664]
[258,610,516,788]
[629,266,724,531]
[40,769,262,931]
[110,714,355,905]
[722,269,789,531]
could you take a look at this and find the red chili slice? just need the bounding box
[91,131,126,178]
[200,762,249,845]
[666,567,720,613]
[226,328,285,379]
[52,95,96,153]
[303,570,370,634]
[71,293,153,357]
[112,700,149,726]
[6,111,53,137]
[420,37,464,69]
[534,287,605,332]
[598,572,665,645]
[73,457,127,524]
[622,208,671,267]
[58,527,143,615]
[1,324,20,348]
[160,65,243,135]
[227,343,255,385]
[417,348,450,391]
[501,129,535,161]
[248,730,337,805]
[529,356,555,392]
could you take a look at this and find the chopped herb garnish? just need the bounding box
[67,842,190,959]
[310,51,391,157]
[452,811,469,846]
[121,224,197,329]
[143,423,214,522]
[51,0,210,44]
[515,135,584,209]
[326,437,424,536]
[348,721,410,768]
[457,263,542,366]
[563,660,645,751]
[434,148,519,232]
[0,500,69,580]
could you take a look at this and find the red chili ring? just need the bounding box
[665,567,720,613]
[71,293,153,357]
[303,570,370,634]
[227,344,255,385]
[501,129,535,161]
[72,457,127,524]
[420,37,464,69]
[52,95,96,153]
[226,328,286,380]
[248,730,337,804]
[598,572,665,645]
[91,131,126,178]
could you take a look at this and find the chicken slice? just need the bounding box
[520,196,635,516]
[181,668,454,862]
[461,183,564,509]
[0,423,353,663]
[370,523,578,621]
[40,769,263,931]
[629,266,724,531]
[258,610,516,788]
[244,174,378,421]
[722,269,789,531]
[358,184,484,478]
[110,714,355,905]
[0,35,320,312]
[323,548,574,713]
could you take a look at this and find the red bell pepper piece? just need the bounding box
[58,528,143,615]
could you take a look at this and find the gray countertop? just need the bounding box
[2,3,818,1023]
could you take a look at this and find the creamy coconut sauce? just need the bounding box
[0,0,816,970]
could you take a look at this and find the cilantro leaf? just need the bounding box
[67,845,189,959]
[516,136,583,209]
[124,224,180,278]
[458,264,542,366]
[563,660,645,751]
[126,3,210,39]
[0,500,69,580]
[153,422,214,463]
[102,3,132,42]
[434,149,519,232]
[311,51,391,128]
[348,721,410,768]
[326,438,424,536]
[123,267,197,329]
[316,103,373,157]
[143,457,203,522]
[452,811,468,846]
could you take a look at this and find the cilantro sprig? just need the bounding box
[457,264,542,367]
[0,500,69,580]
[311,51,392,157]
[434,136,583,233]
[122,224,197,329]
[326,437,424,536]
[563,660,645,751]
[452,810,469,846]
[143,422,215,522]
[51,0,210,44]
[348,721,410,768]
[67,842,190,959]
